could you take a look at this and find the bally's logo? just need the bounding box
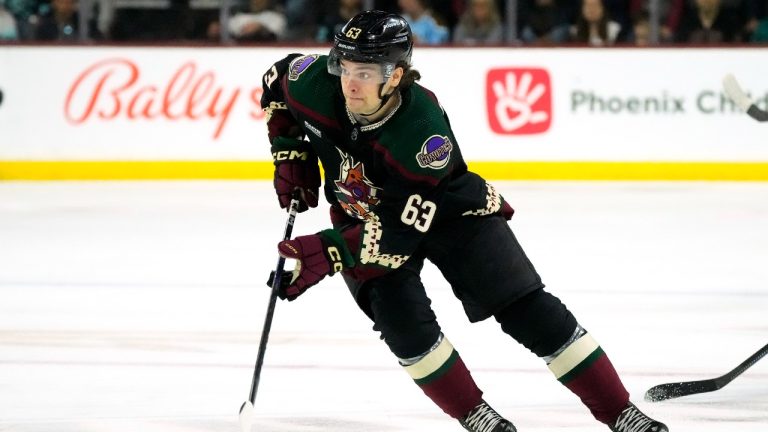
[289,55,319,81]
[486,67,552,135]
[416,135,453,169]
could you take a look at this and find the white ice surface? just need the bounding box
[0,181,766,431]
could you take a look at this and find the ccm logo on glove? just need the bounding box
[272,150,311,161]
[327,246,344,273]
[273,232,352,301]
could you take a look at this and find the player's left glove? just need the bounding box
[271,137,320,213]
[272,230,353,301]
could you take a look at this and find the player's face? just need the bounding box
[339,61,388,114]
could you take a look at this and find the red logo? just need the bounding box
[64,58,265,140]
[486,67,552,135]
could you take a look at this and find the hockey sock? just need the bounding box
[546,332,629,425]
[401,336,483,418]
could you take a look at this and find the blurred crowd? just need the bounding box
[1,0,767,45]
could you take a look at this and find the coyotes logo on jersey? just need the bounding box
[334,149,381,220]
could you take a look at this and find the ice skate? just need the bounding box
[611,402,668,432]
[459,400,516,432]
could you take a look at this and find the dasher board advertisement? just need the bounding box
[0,46,766,179]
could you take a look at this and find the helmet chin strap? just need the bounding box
[359,83,394,117]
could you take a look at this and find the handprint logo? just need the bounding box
[486,68,552,135]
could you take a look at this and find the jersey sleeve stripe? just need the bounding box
[370,140,441,187]
[282,76,342,131]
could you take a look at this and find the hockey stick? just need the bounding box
[644,342,768,402]
[238,191,301,432]
[722,74,768,122]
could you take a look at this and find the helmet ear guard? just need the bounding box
[327,10,413,81]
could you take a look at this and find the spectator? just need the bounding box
[630,0,685,42]
[601,0,631,33]
[199,16,220,41]
[284,0,321,41]
[629,10,651,45]
[374,0,400,14]
[753,0,768,21]
[752,15,768,42]
[453,0,503,45]
[676,0,745,43]
[737,0,759,41]
[228,0,286,42]
[3,0,38,39]
[34,0,101,40]
[0,1,18,39]
[751,0,768,42]
[398,0,449,44]
[570,0,622,45]
[184,0,222,41]
[94,0,113,37]
[519,0,571,45]
[316,0,363,42]
[430,0,462,34]
[109,0,190,41]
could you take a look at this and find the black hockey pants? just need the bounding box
[342,214,578,360]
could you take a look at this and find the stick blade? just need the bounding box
[239,400,255,432]
[644,379,719,402]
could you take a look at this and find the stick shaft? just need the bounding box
[247,196,301,405]
[717,342,768,386]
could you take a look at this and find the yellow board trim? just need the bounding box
[468,161,768,181]
[548,334,600,379]
[404,337,455,380]
[0,161,274,180]
[1,161,768,181]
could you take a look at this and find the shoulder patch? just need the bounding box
[288,55,320,81]
[416,135,453,169]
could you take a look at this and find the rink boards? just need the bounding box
[0,46,766,180]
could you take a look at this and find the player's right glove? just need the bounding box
[271,137,320,212]
[270,230,354,301]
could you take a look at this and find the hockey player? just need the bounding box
[261,10,669,432]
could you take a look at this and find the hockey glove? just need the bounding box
[272,137,320,212]
[274,230,354,301]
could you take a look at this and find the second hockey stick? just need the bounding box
[645,342,768,402]
[239,191,301,432]
[722,74,768,122]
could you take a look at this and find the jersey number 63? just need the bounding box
[401,194,437,233]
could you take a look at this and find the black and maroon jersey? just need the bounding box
[262,53,510,281]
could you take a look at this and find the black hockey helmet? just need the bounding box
[327,10,413,83]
